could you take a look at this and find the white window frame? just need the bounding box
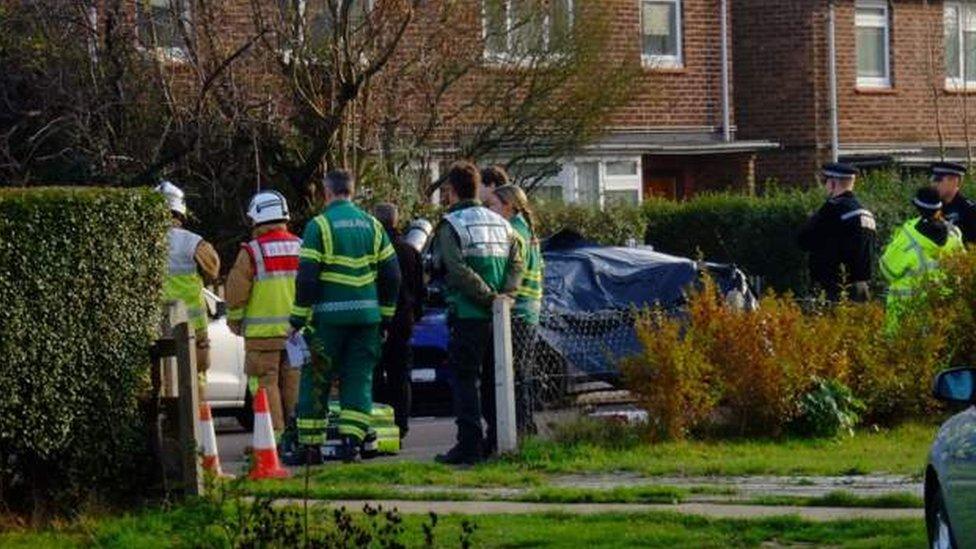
[945,1,976,90]
[854,0,891,89]
[135,0,192,62]
[481,0,574,65]
[640,0,683,69]
[570,157,643,209]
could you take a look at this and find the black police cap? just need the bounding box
[821,163,858,179]
[931,161,967,178]
[913,186,943,211]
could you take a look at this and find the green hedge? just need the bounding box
[0,187,169,516]
[536,171,967,294]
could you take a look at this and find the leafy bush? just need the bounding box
[623,276,959,439]
[0,187,169,519]
[791,378,866,439]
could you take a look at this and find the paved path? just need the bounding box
[270,499,923,521]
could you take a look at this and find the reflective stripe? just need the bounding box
[243,315,292,326]
[291,305,311,317]
[340,409,372,424]
[314,216,333,258]
[377,243,395,262]
[522,270,543,283]
[840,208,874,221]
[300,248,323,262]
[169,266,197,276]
[379,305,396,317]
[254,270,298,281]
[314,300,379,313]
[338,424,366,440]
[889,288,915,297]
[324,254,375,269]
[228,308,245,321]
[298,418,328,428]
[516,287,543,300]
[320,271,377,287]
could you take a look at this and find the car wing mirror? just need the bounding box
[933,367,976,404]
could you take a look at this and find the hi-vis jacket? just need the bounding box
[290,199,401,327]
[163,226,219,331]
[226,224,301,347]
[880,217,964,307]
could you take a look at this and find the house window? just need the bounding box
[136,0,190,55]
[572,158,643,209]
[945,2,976,89]
[483,0,574,61]
[855,0,890,88]
[640,0,682,68]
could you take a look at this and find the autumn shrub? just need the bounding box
[623,270,968,439]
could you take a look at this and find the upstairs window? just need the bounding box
[136,0,190,56]
[483,0,574,62]
[640,0,682,68]
[855,0,891,88]
[946,1,976,89]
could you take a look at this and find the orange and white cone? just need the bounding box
[249,387,290,480]
[198,403,233,479]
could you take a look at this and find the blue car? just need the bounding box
[925,367,976,549]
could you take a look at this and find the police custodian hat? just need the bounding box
[931,161,967,178]
[913,186,943,212]
[821,162,858,179]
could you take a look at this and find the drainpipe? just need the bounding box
[828,0,840,162]
[720,0,731,142]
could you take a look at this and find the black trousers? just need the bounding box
[373,333,413,436]
[447,318,496,454]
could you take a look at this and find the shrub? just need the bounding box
[623,276,958,439]
[0,187,168,519]
[791,378,866,439]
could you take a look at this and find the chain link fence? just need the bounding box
[514,306,641,415]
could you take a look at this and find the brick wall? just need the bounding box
[736,0,976,185]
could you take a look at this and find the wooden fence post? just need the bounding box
[165,301,202,497]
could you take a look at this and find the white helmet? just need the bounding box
[247,190,290,225]
[155,180,187,216]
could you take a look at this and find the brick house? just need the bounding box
[734,0,976,186]
[93,0,778,204]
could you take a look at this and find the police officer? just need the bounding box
[931,161,976,244]
[156,181,220,399]
[289,170,401,463]
[880,187,964,329]
[798,163,877,302]
[226,190,302,437]
[432,162,524,465]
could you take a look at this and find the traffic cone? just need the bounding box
[249,387,290,480]
[198,403,233,479]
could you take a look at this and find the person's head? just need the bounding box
[930,162,967,203]
[247,190,290,228]
[488,183,528,219]
[373,202,398,233]
[914,186,944,220]
[322,170,355,205]
[443,161,481,206]
[480,165,510,200]
[820,163,857,196]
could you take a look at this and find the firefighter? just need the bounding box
[432,162,524,465]
[226,190,302,437]
[288,170,401,463]
[880,187,964,329]
[798,163,877,302]
[930,161,976,244]
[156,181,220,399]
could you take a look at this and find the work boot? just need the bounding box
[335,436,361,463]
[435,444,482,466]
[281,444,322,467]
[360,429,379,460]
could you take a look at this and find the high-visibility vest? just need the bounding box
[163,227,208,331]
[228,229,301,339]
[442,201,513,320]
[511,214,543,324]
[880,217,964,306]
[293,200,396,326]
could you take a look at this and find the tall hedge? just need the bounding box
[0,187,168,517]
[535,170,971,294]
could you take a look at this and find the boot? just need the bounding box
[335,436,361,463]
[360,429,379,460]
[435,443,483,466]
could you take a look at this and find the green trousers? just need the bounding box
[296,324,380,444]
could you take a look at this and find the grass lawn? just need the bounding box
[242,421,934,504]
[0,502,927,548]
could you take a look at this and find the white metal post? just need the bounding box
[828,1,840,162]
[492,296,518,454]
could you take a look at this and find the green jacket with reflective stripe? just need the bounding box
[880,217,964,306]
[510,214,543,324]
[291,200,400,327]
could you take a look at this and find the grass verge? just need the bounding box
[0,502,926,548]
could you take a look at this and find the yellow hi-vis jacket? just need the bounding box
[879,217,963,321]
